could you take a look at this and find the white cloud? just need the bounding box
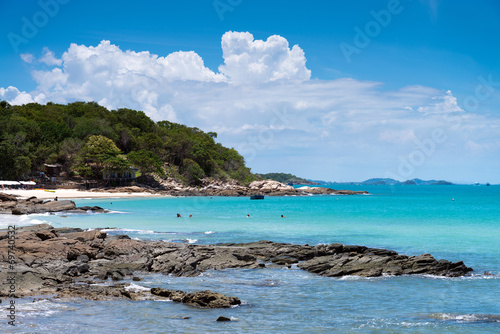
[40,47,63,66]
[417,90,463,115]
[20,53,35,64]
[0,86,34,105]
[219,31,311,84]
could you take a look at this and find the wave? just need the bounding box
[125,283,151,292]
[104,210,129,214]
[16,299,69,317]
[418,273,499,280]
[428,313,500,323]
[0,215,51,229]
[101,228,154,234]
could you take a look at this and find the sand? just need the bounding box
[1,189,161,200]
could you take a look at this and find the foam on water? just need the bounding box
[429,313,500,323]
[125,283,151,292]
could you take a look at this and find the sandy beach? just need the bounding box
[1,189,161,200]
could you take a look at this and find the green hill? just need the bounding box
[0,101,255,185]
[256,172,317,185]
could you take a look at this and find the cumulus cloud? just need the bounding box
[417,90,463,114]
[1,32,498,182]
[219,31,311,84]
[0,86,34,105]
[40,47,63,66]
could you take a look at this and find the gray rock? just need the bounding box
[150,288,241,308]
[41,200,77,212]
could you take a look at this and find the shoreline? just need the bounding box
[1,189,163,200]
[1,179,369,200]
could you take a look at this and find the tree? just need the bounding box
[73,135,129,179]
[0,102,257,185]
[182,158,204,185]
[127,149,164,176]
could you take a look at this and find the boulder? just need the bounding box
[41,200,77,212]
[0,193,18,202]
[150,288,241,308]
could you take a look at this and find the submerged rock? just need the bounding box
[150,288,241,308]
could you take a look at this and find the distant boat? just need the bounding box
[473,182,480,186]
[250,194,265,200]
[486,183,491,186]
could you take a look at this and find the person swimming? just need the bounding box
[177,213,181,218]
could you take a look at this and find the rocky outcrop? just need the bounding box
[150,288,241,308]
[247,180,297,195]
[92,179,369,197]
[296,186,369,195]
[0,225,473,302]
[0,194,107,215]
[296,245,471,277]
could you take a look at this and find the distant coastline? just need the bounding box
[308,178,456,186]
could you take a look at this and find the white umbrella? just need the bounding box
[0,181,20,185]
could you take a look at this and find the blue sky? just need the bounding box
[1,0,500,183]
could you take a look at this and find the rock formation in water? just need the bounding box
[0,193,106,215]
[0,224,472,302]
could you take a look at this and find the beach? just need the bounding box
[2,188,161,200]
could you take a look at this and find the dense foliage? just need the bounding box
[0,101,255,185]
[257,172,314,185]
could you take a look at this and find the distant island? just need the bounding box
[308,178,454,186]
[256,172,318,185]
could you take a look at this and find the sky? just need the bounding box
[1,0,499,183]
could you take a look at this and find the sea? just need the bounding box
[1,185,499,333]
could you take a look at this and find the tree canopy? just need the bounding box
[0,101,255,185]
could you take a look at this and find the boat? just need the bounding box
[486,183,491,186]
[250,194,265,200]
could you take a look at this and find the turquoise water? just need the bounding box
[4,185,500,333]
